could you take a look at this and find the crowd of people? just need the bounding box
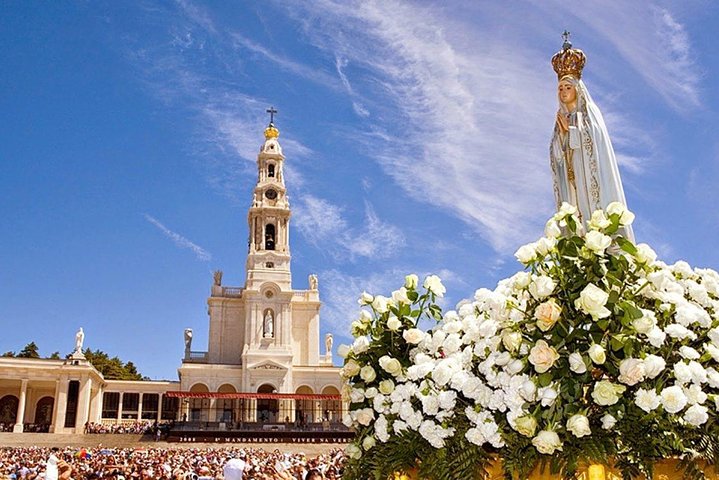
[0,424,49,433]
[0,446,346,479]
[83,422,159,435]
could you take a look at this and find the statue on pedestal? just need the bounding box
[213,270,223,286]
[309,274,318,290]
[184,328,193,358]
[263,311,274,338]
[73,328,84,357]
[325,333,333,356]
[549,32,634,241]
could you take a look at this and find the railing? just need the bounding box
[222,287,243,297]
[185,351,208,363]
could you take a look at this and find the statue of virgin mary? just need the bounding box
[549,34,634,241]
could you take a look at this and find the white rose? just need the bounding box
[674,362,692,384]
[352,336,370,354]
[679,346,700,360]
[362,435,376,450]
[634,243,657,264]
[569,352,588,374]
[601,414,616,430]
[646,327,666,348]
[666,324,695,340]
[529,275,556,299]
[545,220,562,239]
[566,414,591,438]
[345,443,362,460]
[643,354,666,379]
[403,328,425,344]
[515,243,537,264]
[349,388,365,404]
[632,310,656,334]
[358,291,374,305]
[635,388,661,413]
[513,272,532,289]
[708,328,719,346]
[392,287,410,305]
[528,340,560,373]
[364,387,378,399]
[588,344,606,365]
[532,430,563,455]
[423,275,446,297]
[372,295,390,314]
[404,274,419,290]
[585,230,612,255]
[606,201,635,225]
[502,330,522,352]
[378,380,394,395]
[337,344,351,358]
[354,408,375,426]
[558,202,577,216]
[378,355,403,377]
[575,283,611,319]
[588,210,611,230]
[514,415,538,437]
[684,384,707,405]
[538,385,558,407]
[360,365,377,383]
[534,299,562,332]
[688,361,708,384]
[592,380,625,406]
[706,344,719,362]
[683,404,709,426]
[386,315,402,332]
[535,237,557,257]
[519,379,537,402]
[661,385,688,413]
[618,358,645,386]
[342,360,361,378]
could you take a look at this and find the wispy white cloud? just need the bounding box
[334,55,370,117]
[144,214,212,261]
[293,195,406,260]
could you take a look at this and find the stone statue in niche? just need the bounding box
[263,310,274,338]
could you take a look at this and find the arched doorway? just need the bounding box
[216,384,236,423]
[188,383,209,422]
[256,384,278,423]
[34,396,54,425]
[295,386,314,427]
[321,386,341,422]
[0,395,19,425]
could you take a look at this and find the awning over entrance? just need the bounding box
[165,391,341,401]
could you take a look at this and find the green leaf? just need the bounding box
[617,237,638,255]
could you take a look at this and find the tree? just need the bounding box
[82,349,143,380]
[48,351,60,359]
[1,351,14,357]
[17,342,40,358]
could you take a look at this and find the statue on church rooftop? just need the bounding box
[74,327,84,355]
[549,32,634,241]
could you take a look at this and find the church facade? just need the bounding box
[0,121,343,433]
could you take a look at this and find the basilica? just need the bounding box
[0,119,344,435]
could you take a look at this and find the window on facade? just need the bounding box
[265,224,276,250]
[268,164,275,177]
[141,393,159,420]
[121,393,139,419]
[161,396,179,421]
[102,392,120,419]
[265,262,274,268]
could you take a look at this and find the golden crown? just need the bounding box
[264,123,280,139]
[551,32,586,80]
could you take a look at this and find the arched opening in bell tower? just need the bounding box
[265,224,276,250]
[267,164,275,178]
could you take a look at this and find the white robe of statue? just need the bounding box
[550,76,634,241]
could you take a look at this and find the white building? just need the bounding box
[0,120,343,434]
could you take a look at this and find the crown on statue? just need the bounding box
[551,32,586,80]
[264,123,280,139]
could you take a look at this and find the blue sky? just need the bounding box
[1,1,718,380]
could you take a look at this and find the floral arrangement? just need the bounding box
[340,203,719,480]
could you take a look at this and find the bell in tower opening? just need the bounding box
[265,224,276,250]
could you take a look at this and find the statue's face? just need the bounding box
[558,79,577,105]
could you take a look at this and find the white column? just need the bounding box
[12,379,28,433]
[117,392,124,422]
[156,394,163,423]
[75,376,92,432]
[137,393,143,421]
[51,379,68,433]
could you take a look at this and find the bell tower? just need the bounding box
[245,108,292,291]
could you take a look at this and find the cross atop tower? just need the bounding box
[266,106,278,125]
[562,30,572,50]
